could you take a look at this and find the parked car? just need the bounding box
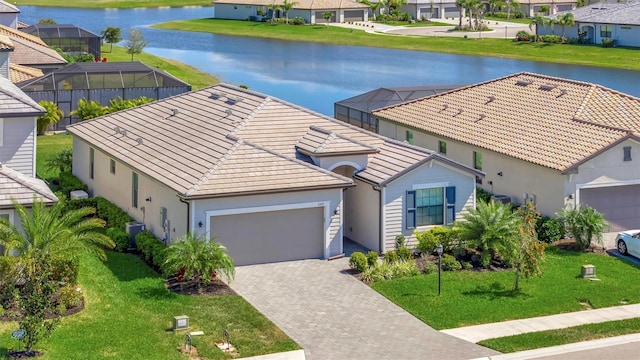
[616,230,640,258]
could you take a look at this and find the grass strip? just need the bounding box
[478,318,640,353]
[154,19,640,71]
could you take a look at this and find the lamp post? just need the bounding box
[436,243,443,296]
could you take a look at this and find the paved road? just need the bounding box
[229,258,499,360]
[534,341,640,360]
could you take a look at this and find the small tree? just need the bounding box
[556,12,575,43]
[557,206,608,251]
[322,11,333,25]
[282,0,298,24]
[37,100,64,135]
[71,98,107,120]
[38,18,57,24]
[101,26,122,53]
[508,203,545,291]
[45,148,73,175]
[125,28,148,61]
[266,4,281,23]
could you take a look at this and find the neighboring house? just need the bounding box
[21,24,102,58]
[213,0,369,24]
[67,84,483,265]
[18,62,192,129]
[0,34,45,83]
[540,0,640,46]
[519,0,576,17]
[0,24,67,73]
[373,72,640,232]
[335,85,462,133]
[0,75,58,244]
[0,0,19,29]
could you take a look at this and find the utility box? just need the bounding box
[70,190,88,200]
[581,264,596,278]
[125,221,145,248]
[491,195,511,204]
[173,315,189,331]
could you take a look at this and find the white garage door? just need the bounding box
[210,207,324,265]
[581,185,640,232]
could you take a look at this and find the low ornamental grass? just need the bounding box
[372,247,640,330]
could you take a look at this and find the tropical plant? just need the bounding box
[557,205,608,251]
[282,0,298,24]
[71,98,107,120]
[529,15,548,42]
[107,96,155,113]
[556,12,575,42]
[455,0,466,28]
[162,233,235,287]
[45,148,73,175]
[322,11,333,25]
[507,203,545,291]
[488,0,504,16]
[454,200,521,267]
[358,0,383,20]
[125,28,148,61]
[37,101,64,135]
[0,197,115,261]
[101,26,122,53]
[266,3,282,23]
[505,0,519,20]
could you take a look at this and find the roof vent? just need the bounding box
[516,80,532,87]
[453,108,464,117]
[440,103,449,112]
[120,129,127,137]
[485,95,496,104]
[226,95,242,104]
[114,125,121,134]
[539,84,557,91]
[172,108,179,116]
[225,108,233,116]
[210,90,224,99]
[476,114,486,122]
[136,138,143,145]
[556,89,568,98]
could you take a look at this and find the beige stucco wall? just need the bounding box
[345,178,380,251]
[0,116,35,177]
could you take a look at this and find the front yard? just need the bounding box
[372,247,640,330]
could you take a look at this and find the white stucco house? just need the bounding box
[539,0,640,47]
[66,84,483,265]
[371,72,640,233]
[213,0,369,24]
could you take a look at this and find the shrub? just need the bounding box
[50,257,80,284]
[430,226,457,251]
[423,261,438,274]
[601,38,616,48]
[540,34,562,43]
[476,187,493,203]
[59,171,88,198]
[440,254,462,271]
[416,229,438,254]
[361,262,392,283]
[515,30,531,41]
[397,246,412,261]
[107,227,130,252]
[536,216,565,243]
[58,285,82,309]
[349,252,368,272]
[391,259,420,278]
[395,234,406,249]
[460,261,473,270]
[96,197,134,231]
[136,231,167,268]
[291,16,305,25]
[383,250,398,264]
[366,251,379,267]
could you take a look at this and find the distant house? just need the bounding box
[518,0,576,17]
[373,72,640,232]
[539,0,640,47]
[21,24,102,58]
[18,62,192,129]
[0,0,19,29]
[0,24,66,73]
[67,84,483,265]
[214,0,369,24]
[335,85,462,133]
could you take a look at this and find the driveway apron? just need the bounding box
[229,258,500,360]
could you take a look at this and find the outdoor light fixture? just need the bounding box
[198,221,203,228]
[497,171,503,177]
[436,244,444,296]
[145,196,152,202]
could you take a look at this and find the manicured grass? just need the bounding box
[36,133,73,180]
[14,0,212,8]
[484,16,533,25]
[372,247,640,330]
[102,44,219,90]
[0,252,298,359]
[375,20,451,27]
[154,19,640,70]
[478,318,640,352]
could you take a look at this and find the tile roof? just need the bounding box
[0,75,43,116]
[214,0,369,10]
[67,84,480,199]
[0,24,66,67]
[373,72,640,173]
[336,85,464,114]
[0,34,12,51]
[10,63,43,83]
[296,126,378,156]
[550,0,640,25]
[0,164,58,208]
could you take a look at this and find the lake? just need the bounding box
[19,6,640,115]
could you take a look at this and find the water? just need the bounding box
[19,6,640,115]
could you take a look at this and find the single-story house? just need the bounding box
[0,0,19,30]
[67,84,483,265]
[0,34,46,83]
[540,0,640,47]
[0,24,66,73]
[373,72,640,232]
[397,0,576,21]
[21,24,102,58]
[213,0,369,24]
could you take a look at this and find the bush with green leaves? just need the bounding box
[50,257,80,285]
[96,197,134,231]
[601,38,616,48]
[397,246,412,261]
[59,171,88,198]
[422,261,438,274]
[540,35,562,43]
[136,231,167,267]
[415,229,438,254]
[107,227,130,252]
[45,148,73,176]
[361,259,419,283]
[57,284,82,309]
[440,254,462,271]
[71,98,107,120]
[557,206,608,250]
[515,30,532,41]
[366,250,379,267]
[349,251,368,272]
[383,250,398,264]
[37,101,64,135]
[476,187,493,203]
[536,216,565,243]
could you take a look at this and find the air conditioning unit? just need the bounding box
[125,221,145,248]
[491,194,511,204]
[69,190,88,200]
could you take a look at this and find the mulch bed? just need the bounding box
[0,297,85,322]
[165,277,236,296]
[7,351,43,359]
[552,238,608,254]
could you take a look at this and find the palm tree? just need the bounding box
[455,0,466,28]
[557,206,608,251]
[37,101,64,135]
[162,233,235,288]
[0,197,115,261]
[454,200,522,267]
[266,4,281,23]
[282,0,298,24]
[556,12,575,43]
[358,0,383,21]
[487,0,504,16]
[529,15,548,42]
[45,148,73,175]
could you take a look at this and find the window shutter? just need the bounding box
[406,190,416,229]
[445,186,456,225]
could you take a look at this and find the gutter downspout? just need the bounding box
[374,184,385,254]
[178,196,191,235]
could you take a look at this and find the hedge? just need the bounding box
[135,231,167,271]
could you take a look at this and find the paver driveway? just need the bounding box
[229,258,500,360]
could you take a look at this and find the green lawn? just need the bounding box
[15,0,212,8]
[478,318,640,353]
[0,252,298,359]
[484,16,533,25]
[372,247,640,330]
[154,19,640,71]
[36,133,73,180]
[375,20,451,27]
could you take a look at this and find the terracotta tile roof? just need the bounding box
[0,24,66,67]
[0,25,46,46]
[0,164,58,208]
[67,84,480,199]
[0,75,43,116]
[214,0,369,10]
[296,126,378,156]
[0,34,12,51]
[9,63,43,83]
[373,72,639,173]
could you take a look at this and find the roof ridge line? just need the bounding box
[229,97,270,136]
[187,138,244,195]
[309,125,379,151]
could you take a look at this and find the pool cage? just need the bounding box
[18,62,192,129]
[21,24,102,58]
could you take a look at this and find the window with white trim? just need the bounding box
[406,186,456,228]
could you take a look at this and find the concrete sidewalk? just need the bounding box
[442,303,640,343]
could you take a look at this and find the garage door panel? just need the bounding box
[344,10,364,22]
[581,185,640,233]
[211,207,324,266]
